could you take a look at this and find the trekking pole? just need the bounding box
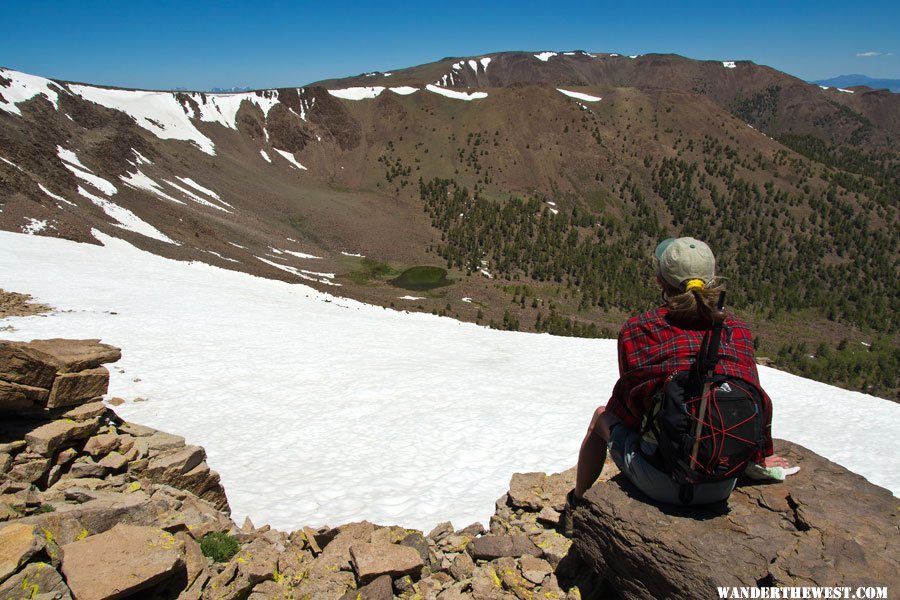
[690,291,726,467]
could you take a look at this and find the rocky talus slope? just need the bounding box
[2,339,897,599]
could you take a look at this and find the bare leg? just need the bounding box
[574,406,621,498]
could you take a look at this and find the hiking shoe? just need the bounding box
[561,489,581,537]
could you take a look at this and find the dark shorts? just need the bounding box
[608,424,736,505]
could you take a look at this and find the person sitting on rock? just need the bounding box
[569,237,796,515]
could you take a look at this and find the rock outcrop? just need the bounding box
[0,339,231,598]
[573,440,900,599]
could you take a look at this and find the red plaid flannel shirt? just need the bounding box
[605,306,773,458]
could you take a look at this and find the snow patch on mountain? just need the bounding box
[21,218,48,235]
[273,149,307,170]
[121,171,185,204]
[57,146,92,171]
[176,177,225,203]
[327,87,385,100]
[260,150,272,163]
[185,90,280,128]
[132,149,153,166]
[77,187,176,244]
[534,52,558,62]
[256,256,339,286]
[282,249,322,259]
[38,184,75,207]
[389,87,419,96]
[480,57,492,70]
[557,89,602,102]
[63,163,118,197]
[205,250,239,264]
[0,157,24,171]
[838,88,855,94]
[163,179,230,212]
[70,85,217,155]
[425,85,488,101]
[0,68,62,115]
[722,61,737,69]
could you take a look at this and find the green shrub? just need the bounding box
[200,532,240,562]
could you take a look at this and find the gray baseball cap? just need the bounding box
[654,237,716,289]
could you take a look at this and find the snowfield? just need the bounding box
[1,232,897,533]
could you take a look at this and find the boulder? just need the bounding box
[202,538,279,600]
[61,524,185,600]
[25,418,100,456]
[291,522,375,598]
[98,452,127,471]
[144,446,229,511]
[175,531,209,592]
[467,535,542,561]
[47,368,109,409]
[0,561,71,599]
[427,521,454,542]
[339,574,393,600]
[0,341,57,389]
[529,530,572,568]
[83,433,121,457]
[54,448,78,466]
[66,457,107,479]
[8,454,51,484]
[519,555,552,585]
[19,490,162,546]
[507,468,575,512]
[350,542,425,584]
[60,401,107,421]
[0,522,45,582]
[400,531,431,565]
[0,380,46,412]
[470,563,517,599]
[449,552,475,580]
[573,440,900,600]
[24,339,121,374]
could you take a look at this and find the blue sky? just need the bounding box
[2,0,897,90]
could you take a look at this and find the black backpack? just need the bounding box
[640,292,767,504]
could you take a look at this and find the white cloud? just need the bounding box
[856,51,882,57]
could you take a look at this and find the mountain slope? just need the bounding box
[1,52,897,397]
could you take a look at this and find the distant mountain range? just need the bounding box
[209,86,255,93]
[811,74,900,92]
[1,51,897,397]
[171,86,255,93]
